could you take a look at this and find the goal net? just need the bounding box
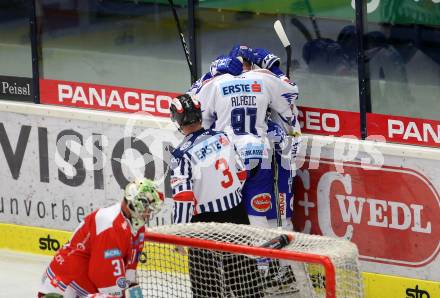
[137,223,363,298]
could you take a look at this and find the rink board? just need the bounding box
[0,101,439,297]
[0,223,188,273]
[1,223,439,298]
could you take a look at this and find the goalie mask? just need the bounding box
[124,178,162,231]
[170,94,202,129]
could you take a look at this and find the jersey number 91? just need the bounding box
[231,107,257,135]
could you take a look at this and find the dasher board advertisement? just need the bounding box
[0,100,438,283]
[0,101,181,231]
[293,135,440,280]
[0,75,33,101]
[40,79,440,148]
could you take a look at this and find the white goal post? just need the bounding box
[137,223,363,298]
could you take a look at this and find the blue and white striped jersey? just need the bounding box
[170,128,246,224]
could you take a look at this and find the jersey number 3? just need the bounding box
[112,259,122,276]
[215,158,233,188]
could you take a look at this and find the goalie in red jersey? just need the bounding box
[38,178,163,298]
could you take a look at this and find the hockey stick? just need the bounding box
[271,141,281,228]
[304,0,322,39]
[167,0,196,81]
[274,20,291,79]
[260,234,292,249]
[272,20,293,228]
[290,17,313,42]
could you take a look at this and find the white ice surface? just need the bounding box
[0,249,52,298]
[0,249,302,298]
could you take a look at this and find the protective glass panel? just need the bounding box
[366,1,440,120]
[197,0,360,112]
[0,0,33,102]
[38,0,191,91]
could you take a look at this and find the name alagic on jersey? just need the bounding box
[199,70,296,138]
[221,79,262,107]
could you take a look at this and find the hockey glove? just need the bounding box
[228,44,253,62]
[249,48,281,70]
[210,55,243,77]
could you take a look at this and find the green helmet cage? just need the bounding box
[124,178,162,231]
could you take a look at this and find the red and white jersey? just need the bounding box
[196,69,298,136]
[42,203,145,297]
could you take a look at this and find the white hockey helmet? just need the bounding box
[124,178,162,231]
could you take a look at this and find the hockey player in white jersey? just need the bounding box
[197,53,295,136]
[169,93,264,298]
[193,45,300,231]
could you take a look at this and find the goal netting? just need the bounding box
[137,223,363,298]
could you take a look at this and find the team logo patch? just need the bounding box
[104,248,122,259]
[251,193,272,212]
[220,79,263,96]
[116,277,130,289]
[251,81,261,92]
[241,143,266,159]
[281,92,298,104]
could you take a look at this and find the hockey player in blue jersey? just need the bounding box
[191,45,301,292]
[190,45,301,231]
